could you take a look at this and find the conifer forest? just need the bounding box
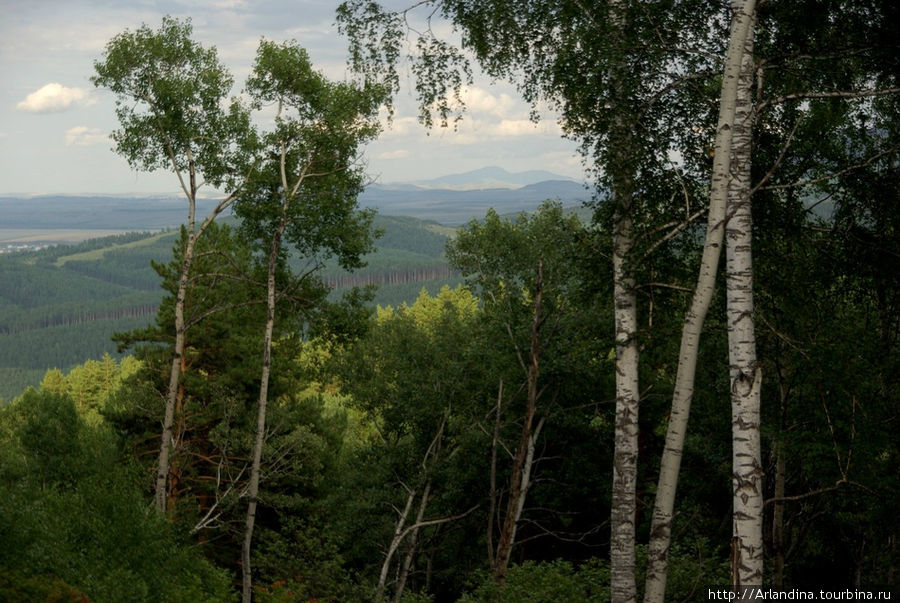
[1,2,898,601]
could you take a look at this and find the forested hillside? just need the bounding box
[2,4,898,603]
[0,214,459,401]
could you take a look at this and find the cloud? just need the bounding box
[65,126,107,146]
[209,0,250,8]
[490,119,543,136]
[433,117,562,146]
[378,116,419,138]
[16,83,95,113]
[462,87,516,117]
[377,149,410,160]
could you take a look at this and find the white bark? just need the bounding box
[240,214,282,603]
[643,2,757,601]
[154,230,194,512]
[378,415,446,600]
[154,160,236,512]
[608,0,640,598]
[377,485,418,601]
[242,120,293,601]
[394,481,432,602]
[726,12,763,589]
[611,185,639,603]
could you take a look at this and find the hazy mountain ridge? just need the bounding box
[359,177,589,224]
[0,196,225,231]
[401,165,581,190]
[1,169,589,231]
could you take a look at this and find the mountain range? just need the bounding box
[0,167,592,232]
[384,165,582,190]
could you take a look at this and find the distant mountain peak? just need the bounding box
[385,165,581,191]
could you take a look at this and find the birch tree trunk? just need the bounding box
[644,2,757,601]
[241,210,284,603]
[154,162,199,513]
[154,227,195,513]
[155,165,234,512]
[154,161,237,512]
[607,1,640,601]
[725,13,763,589]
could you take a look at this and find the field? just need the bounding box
[0,229,138,244]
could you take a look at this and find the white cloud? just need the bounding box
[209,0,250,9]
[377,149,410,160]
[17,83,95,113]
[379,116,419,138]
[462,87,517,118]
[490,119,542,136]
[65,126,107,146]
[433,117,562,145]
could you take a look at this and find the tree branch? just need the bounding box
[760,144,900,192]
[756,87,900,113]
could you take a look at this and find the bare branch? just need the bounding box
[397,504,480,542]
[756,86,900,113]
[184,299,267,331]
[639,208,706,261]
[637,282,694,293]
[761,144,900,192]
[749,117,801,196]
[762,477,873,507]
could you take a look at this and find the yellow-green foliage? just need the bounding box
[377,284,478,328]
[35,354,142,424]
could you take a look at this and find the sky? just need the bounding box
[0,0,585,196]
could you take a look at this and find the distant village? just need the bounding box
[0,242,54,254]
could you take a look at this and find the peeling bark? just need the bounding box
[643,2,757,601]
[608,0,640,599]
[726,13,763,589]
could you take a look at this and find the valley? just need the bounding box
[0,170,587,400]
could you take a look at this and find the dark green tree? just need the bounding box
[92,16,257,512]
[0,389,233,601]
[110,222,268,526]
[332,286,491,601]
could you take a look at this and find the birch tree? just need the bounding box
[236,39,383,601]
[92,16,255,512]
[644,2,757,600]
[719,0,899,586]
[725,8,763,588]
[597,1,640,598]
[337,5,713,598]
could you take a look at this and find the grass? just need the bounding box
[425,223,458,238]
[54,231,172,267]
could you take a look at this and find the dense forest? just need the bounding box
[2,2,898,602]
[0,215,460,401]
